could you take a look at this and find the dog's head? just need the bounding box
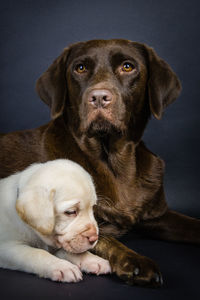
[16,160,98,253]
[36,39,181,141]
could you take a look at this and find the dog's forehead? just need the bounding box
[68,39,144,63]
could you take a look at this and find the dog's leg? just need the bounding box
[134,209,200,244]
[90,235,163,287]
[55,249,111,275]
[0,241,82,282]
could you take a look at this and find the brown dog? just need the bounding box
[0,39,199,287]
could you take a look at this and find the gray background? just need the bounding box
[1,0,199,216]
[0,1,200,299]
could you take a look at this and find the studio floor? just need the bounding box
[1,232,199,300]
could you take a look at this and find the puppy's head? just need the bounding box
[16,160,98,253]
[36,39,181,141]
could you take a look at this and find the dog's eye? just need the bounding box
[122,62,134,72]
[64,210,77,216]
[75,64,86,74]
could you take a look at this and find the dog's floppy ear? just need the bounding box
[16,187,55,235]
[36,48,69,119]
[144,45,182,120]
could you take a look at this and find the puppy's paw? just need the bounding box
[79,252,111,275]
[49,260,83,283]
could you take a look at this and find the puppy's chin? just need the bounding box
[86,115,122,138]
[62,241,95,254]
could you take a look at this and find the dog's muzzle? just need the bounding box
[88,89,113,108]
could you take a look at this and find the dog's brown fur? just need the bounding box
[0,39,199,287]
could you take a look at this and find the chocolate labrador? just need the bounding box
[0,39,199,287]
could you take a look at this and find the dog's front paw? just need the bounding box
[112,251,163,288]
[79,252,111,275]
[48,260,83,283]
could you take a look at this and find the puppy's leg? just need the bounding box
[134,209,200,244]
[56,249,111,275]
[0,242,82,282]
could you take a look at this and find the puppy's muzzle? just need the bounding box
[88,89,113,108]
[81,223,98,245]
[55,223,98,253]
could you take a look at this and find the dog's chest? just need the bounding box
[62,134,164,229]
[90,143,144,229]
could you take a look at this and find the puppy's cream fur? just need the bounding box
[0,159,111,282]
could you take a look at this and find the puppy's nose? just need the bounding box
[81,224,98,244]
[88,89,113,108]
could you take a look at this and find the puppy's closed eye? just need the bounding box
[55,199,80,214]
[64,210,77,217]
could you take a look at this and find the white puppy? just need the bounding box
[0,159,111,282]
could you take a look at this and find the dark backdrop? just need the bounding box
[0,1,200,299]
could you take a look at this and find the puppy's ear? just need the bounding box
[144,45,182,119]
[36,48,69,119]
[16,188,55,236]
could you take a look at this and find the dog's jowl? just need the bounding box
[0,39,199,287]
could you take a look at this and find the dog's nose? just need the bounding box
[88,89,113,108]
[81,224,98,244]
